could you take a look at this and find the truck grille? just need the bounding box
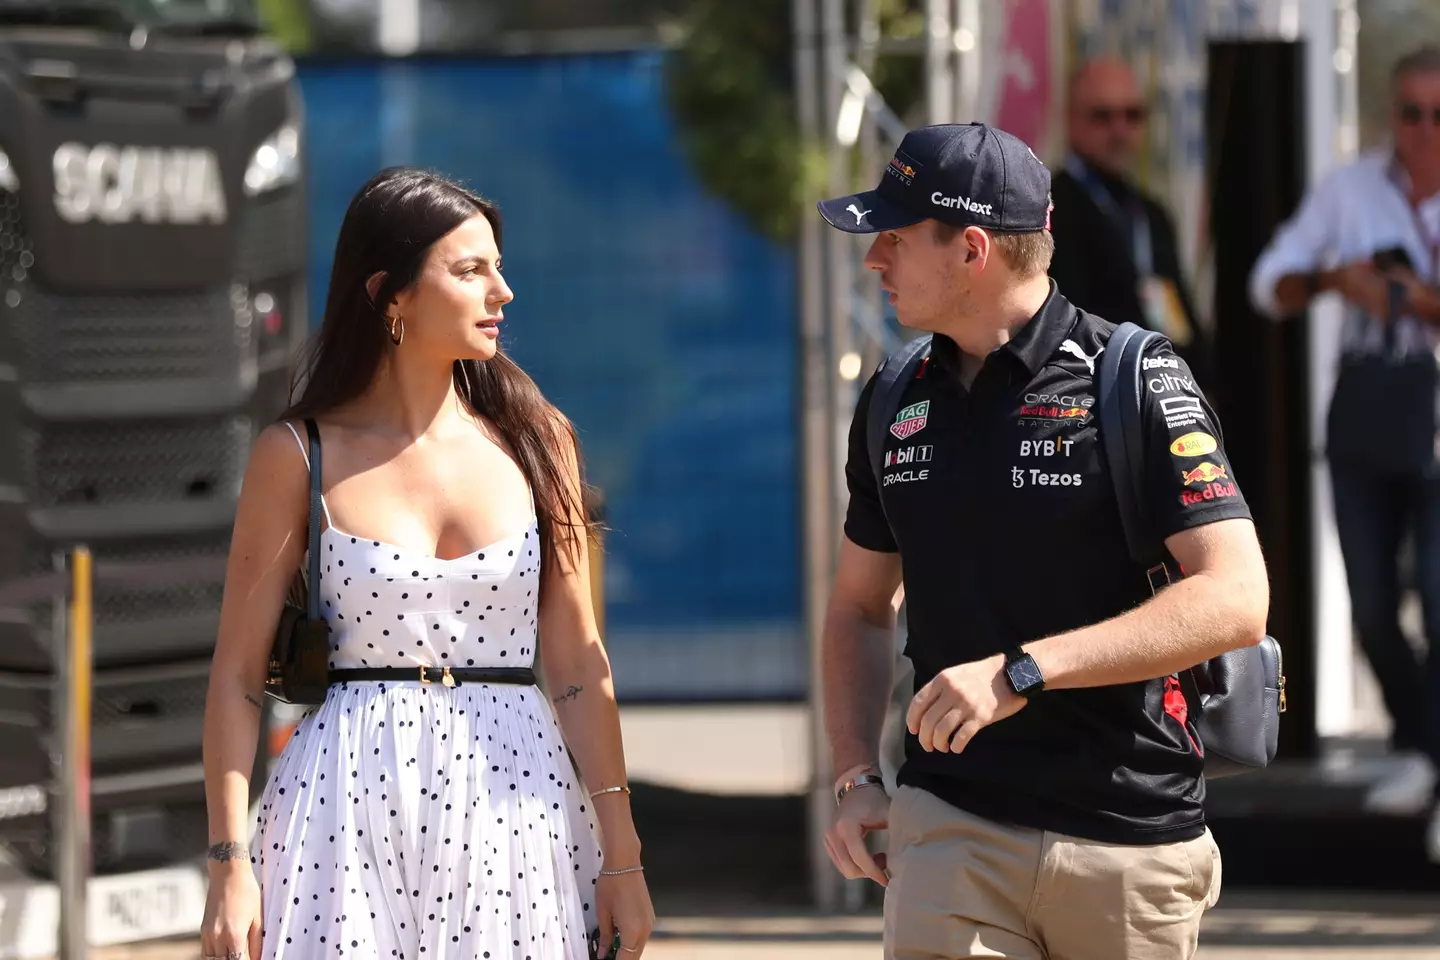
[22,416,252,507]
[0,189,248,384]
[237,188,305,282]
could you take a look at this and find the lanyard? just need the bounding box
[1066,155,1154,277]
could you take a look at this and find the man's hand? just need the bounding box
[824,781,891,886]
[1387,268,1440,324]
[1327,260,1392,319]
[906,653,1026,754]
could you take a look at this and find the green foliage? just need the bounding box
[665,0,925,243]
[256,0,310,52]
[664,0,816,243]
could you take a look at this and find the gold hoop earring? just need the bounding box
[388,314,404,346]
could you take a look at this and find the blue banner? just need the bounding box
[295,51,803,699]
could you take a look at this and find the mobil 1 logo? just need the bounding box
[883,444,932,485]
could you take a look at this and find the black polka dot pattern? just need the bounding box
[252,519,601,958]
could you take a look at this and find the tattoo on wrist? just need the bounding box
[243,693,263,710]
[207,841,248,863]
[552,684,583,705]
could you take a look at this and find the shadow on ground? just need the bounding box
[632,782,1440,948]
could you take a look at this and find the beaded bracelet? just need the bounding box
[599,865,644,876]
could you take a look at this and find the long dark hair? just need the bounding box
[282,167,588,579]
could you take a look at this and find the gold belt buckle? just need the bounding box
[419,666,455,687]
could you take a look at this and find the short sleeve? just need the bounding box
[1137,338,1252,539]
[842,373,899,553]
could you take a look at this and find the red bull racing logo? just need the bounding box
[1180,460,1237,505]
[1017,404,1090,422]
[1180,462,1228,486]
[886,149,922,187]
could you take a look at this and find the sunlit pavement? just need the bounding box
[76,890,1440,959]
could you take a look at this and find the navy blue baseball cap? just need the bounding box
[818,122,1052,235]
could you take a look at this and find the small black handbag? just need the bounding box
[1098,323,1284,778]
[1325,281,1439,476]
[264,418,332,705]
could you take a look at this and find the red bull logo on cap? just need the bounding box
[886,149,923,187]
[1180,462,1228,486]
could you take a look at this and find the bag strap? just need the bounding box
[1096,323,1208,725]
[1096,322,1164,567]
[304,417,323,621]
[867,335,934,507]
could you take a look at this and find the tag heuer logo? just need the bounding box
[890,400,930,439]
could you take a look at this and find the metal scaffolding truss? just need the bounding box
[792,0,989,912]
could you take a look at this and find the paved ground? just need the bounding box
[79,890,1440,959]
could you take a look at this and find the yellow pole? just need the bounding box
[58,545,92,959]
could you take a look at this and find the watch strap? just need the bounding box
[835,774,885,805]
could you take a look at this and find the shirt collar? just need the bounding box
[930,280,1077,378]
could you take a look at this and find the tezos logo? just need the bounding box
[1012,466,1083,488]
[930,192,994,216]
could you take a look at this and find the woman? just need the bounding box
[200,167,653,960]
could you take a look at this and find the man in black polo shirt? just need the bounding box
[816,123,1269,959]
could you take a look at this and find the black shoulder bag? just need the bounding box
[1097,322,1284,778]
[264,418,333,705]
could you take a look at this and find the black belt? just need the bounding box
[329,666,536,688]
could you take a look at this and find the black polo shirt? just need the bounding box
[844,284,1251,845]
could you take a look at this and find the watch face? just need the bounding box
[1007,655,1044,694]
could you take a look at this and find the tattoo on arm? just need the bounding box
[552,684,583,705]
[244,693,264,710]
[207,841,249,863]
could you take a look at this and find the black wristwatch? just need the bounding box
[1003,646,1045,698]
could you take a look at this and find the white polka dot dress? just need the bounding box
[252,431,603,960]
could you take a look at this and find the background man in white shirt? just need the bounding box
[1250,45,1440,852]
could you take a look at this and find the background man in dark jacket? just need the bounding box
[1048,57,1212,387]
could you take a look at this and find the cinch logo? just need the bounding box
[891,400,930,439]
[1180,480,1237,506]
[930,191,994,216]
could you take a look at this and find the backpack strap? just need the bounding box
[1095,322,1164,570]
[867,335,934,510]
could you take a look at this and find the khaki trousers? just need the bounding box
[883,786,1222,960]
